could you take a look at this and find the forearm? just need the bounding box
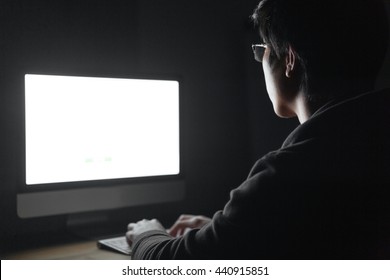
[130,211,246,260]
[131,230,195,259]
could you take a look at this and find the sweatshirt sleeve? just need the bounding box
[131,152,295,259]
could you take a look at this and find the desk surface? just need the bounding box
[4,240,130,260]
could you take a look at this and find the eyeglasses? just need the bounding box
[252,44,267,63]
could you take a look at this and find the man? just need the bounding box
[126,0,390,259]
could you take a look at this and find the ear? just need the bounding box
[285,46,296,78]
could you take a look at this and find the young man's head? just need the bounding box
[252,0,389,115]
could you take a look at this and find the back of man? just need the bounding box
[242,89,390,259]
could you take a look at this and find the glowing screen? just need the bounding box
[25,74,180,185]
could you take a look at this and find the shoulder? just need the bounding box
[283,88,390,147]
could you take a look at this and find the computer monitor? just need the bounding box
[17,74,185,219]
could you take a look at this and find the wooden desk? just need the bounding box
[4,240,130,260]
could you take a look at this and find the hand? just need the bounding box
[168,214,212,237]
[126,218,165,246]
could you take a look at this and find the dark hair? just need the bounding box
[252,0,389,100]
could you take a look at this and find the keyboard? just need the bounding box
[97,236,132,255]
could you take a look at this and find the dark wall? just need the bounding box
[0,0,297,252]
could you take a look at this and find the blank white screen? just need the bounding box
[25,74,180,185]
